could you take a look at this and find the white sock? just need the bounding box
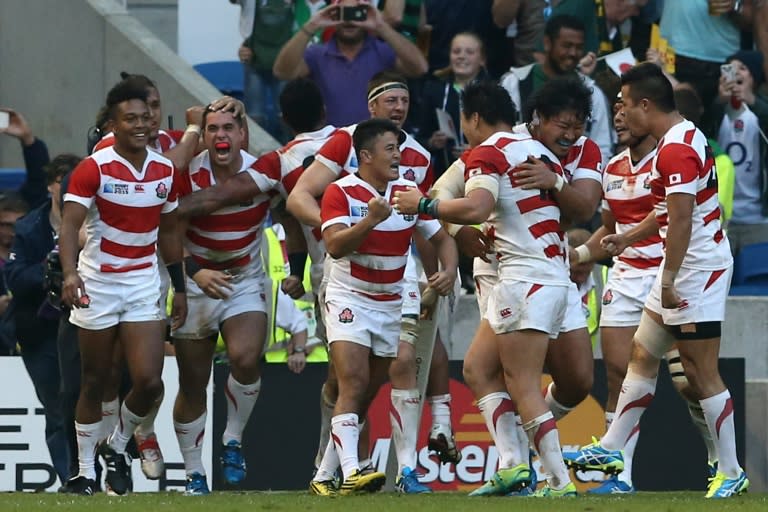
[617,424,639,486]
[476,392,523,469]
[687,400,718,464]
[428,394,452,429]
[605,411,615,431]
[390,388,420,471]
[601,370,656,451]
[136,388,163,438]
[523,411,570,490]
[332,413,360,480]
[174,412,207,476]
[544,382,574,420]
[514,414,531,466]
[222,375,261,445]
[313,437,340,482]
[700,390,740,478]
[315,384,336,469]
[76,421,102,480]
[109,402,145,454]
[101,399,119,442]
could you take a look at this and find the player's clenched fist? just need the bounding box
[367,196,392,223]
[392,186,422,215]
[600,233,628,257]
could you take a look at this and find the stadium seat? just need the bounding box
[193,61,245,102]
[732,242,768,286]
[0,168,26,191]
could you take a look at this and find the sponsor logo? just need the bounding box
[408,291,418,299]
[350,205,368,218]
[499,307,512,318]
[134,184,145,193]
[602,289,613,305]
[156,182,168,199]
[606,179,624,192]
[403,169,416,181]
[338,308,354,323]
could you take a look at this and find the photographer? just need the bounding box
[2,154,81,486]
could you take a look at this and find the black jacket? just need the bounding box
[2,200,58,349]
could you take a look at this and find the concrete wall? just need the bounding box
[0,0,277,169]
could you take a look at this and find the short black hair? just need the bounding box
[280,78,325,134]
[525,75,592,123]
[461,81,517,127]
[674,84,704,124]
[44,154,82,186]
[105,79,149,120]
[367,70,409,97]
[545,14,585,41]
[352,118,400,162]
[119,72,156,91]
[0,192,29,216]
[621,62,676,113]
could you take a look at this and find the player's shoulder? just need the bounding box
[606,148,632,172]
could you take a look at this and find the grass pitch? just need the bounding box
[1,491,766,512]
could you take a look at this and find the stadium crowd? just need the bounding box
[1,0,767,500]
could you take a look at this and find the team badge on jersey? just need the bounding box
[155,182,168,199]
[734,119,744,133]
[403,169,415,181]
[643,176,651,189]
[339,308,354,323]
[602,289,613,305]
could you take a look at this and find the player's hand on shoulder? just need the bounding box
[367,196,392,223]
[193,269,234,300]
[513,156,558,190]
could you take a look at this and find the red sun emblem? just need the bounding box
[619,62,633,74]
[339,307,354,323]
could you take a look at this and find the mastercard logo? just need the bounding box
[368,376,608,492]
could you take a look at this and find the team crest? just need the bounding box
[403,169,416,181]
[155,182,168,199]
[643,176,651,189]
[339,308,354,323]
[602,289,613,305]
[734,119,744,133]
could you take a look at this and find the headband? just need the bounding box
[367,82,409,102]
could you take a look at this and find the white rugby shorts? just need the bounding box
[486,280,568,338]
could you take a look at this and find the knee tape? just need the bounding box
[634,312,675,359]
[400,315,419,345]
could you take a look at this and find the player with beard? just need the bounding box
[565,62,747,500]
[171,107,282,494]
[288,71,460,494]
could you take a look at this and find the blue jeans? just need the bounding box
[244,66,287,143]
[20,335,70,485]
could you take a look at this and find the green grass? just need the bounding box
[1,491,766,512]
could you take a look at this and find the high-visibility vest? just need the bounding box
[710,139,735,226]
[586,264,609,349]
[262,226,327,363]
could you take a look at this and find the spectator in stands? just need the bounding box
[500,14,614,166]
[712,51,768,255]
[417,32,489,177]
[1,155,80,486]
[0,108,52,209]
[273,0,428,126]
[379,0,426,43]
[659,0,754,121]
[492,0,547,67]
[0,194,28,354]
[233,0,295,142]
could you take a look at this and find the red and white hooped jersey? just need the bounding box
[92,129,183,155]
[178,149,280,274]
[320,174,440,308]
[602,148,663,275]
[650,120,732,270]
[314,124,434,194]
[255,125,338,266]
[64,146,179,280]
[465,132,569,285]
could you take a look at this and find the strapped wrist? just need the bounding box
[574,244,591,264]
[661,268,677,288]
[167,261,186,293]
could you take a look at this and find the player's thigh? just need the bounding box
[547,327,594,386]
[78,325,119,380]
[221,311,268,367]
[331,340,373,396]
[119,319,167,384]
[497,329,551,394]
[463,319,503,386]
[601,326,637,377]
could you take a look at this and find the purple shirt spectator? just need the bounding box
[305,36,396,126]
